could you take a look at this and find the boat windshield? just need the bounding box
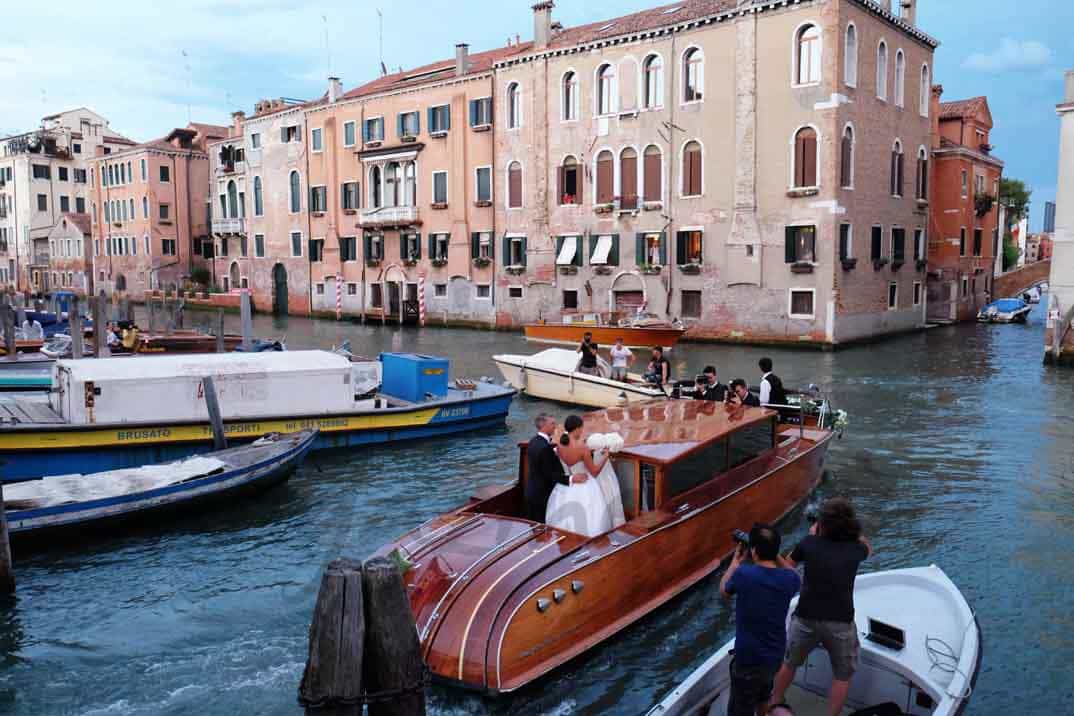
[664,439,729,501]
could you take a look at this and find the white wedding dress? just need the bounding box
[546,455,627,538]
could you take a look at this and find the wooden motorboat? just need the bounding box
[372,399,833,693]
[977,298,1032,323]
[648,565,981,716]
[0,340,45,356]
[494,348,666,407]
[5,430,317,547]
[523,314,685,350]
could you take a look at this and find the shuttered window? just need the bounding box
[596,151,614,204]
[636,232,666,266]
[784,226,816,263]
[892,228,906,264]
[840,128,854,188]
[508,162,523,208]
[890,145,904,196]
[872,226,884,260]
[794,127,818,188]
[620,149,638,210]
[676,231,703,265]
[643,146,662,202]
[916,153,928,200]
[682,142,702,196]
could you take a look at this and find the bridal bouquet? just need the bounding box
[586,433,625,454]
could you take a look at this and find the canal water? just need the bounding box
[1,305,1072,716]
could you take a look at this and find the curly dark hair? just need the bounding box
[818,497,862,542]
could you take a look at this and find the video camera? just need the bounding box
[732,529,750,547]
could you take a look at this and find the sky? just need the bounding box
[0,0,1069,230]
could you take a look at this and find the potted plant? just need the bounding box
[366,258,382,268]
[506,265,526,276]
[678,262,702,275]
[974,194,996,217]
[791,261,814,274]
[640,263,662,275]
[559,265,579,276]
[472,256,492,268]
[431,257,448,268]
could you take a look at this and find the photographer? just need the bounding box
[769,498,872,716]
[694,366,727,401]
[719,525,800,716]
[727,378,761,408]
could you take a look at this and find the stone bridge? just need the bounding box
[993,259,1051,299]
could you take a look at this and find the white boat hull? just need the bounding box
[648,565,980,716]
[494,352,665,408]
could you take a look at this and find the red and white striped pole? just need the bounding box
[418,276,426,327]
[335,276,342,321]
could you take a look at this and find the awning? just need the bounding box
[591,235,613,265]
[556,237,578,265]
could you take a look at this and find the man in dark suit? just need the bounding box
[729,378,762,408]
[695,365,728,402]
[525,414,575,522]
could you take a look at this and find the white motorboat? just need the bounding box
[648,565,980,716]
[493,348,667,408]
[977,298,1032,323]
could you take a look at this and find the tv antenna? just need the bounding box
[182,49,192,121]
[378,9,386,76]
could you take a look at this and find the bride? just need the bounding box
[546,415,627,538]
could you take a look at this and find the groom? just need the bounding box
[525,414,583,522]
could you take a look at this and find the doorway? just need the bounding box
[388,282,401,320]
[272,263,288,315]
[229,262,240,292]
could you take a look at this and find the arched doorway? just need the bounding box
[115,274,127,292]
[228,262,240,292]
[272,263,288,315]
[609,270,647,316]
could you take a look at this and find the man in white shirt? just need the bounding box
[758,357,788,407]
[609,337,634,381]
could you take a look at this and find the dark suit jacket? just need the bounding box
[741,392,761,407]
[525,434,569,522]
[695,381,728,402]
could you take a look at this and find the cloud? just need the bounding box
[962,38,1053,73]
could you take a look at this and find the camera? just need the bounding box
[732,529,750,547]
[804,504,820,525]
[695,374,707,385]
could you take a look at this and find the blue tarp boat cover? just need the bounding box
[987,299,1028,313]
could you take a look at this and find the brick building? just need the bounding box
[925,92,1003,322]
[90,123,226,296]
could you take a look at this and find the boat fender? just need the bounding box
[571,580,584,594]
[553,588,567,604]
[536,597,552,613]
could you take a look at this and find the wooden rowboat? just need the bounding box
[523,319,685,350]
[5,429,317,548]
[373,400,833,693]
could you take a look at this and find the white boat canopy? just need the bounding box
[591,235,613,265]
[556,237,579,265]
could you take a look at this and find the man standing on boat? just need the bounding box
[769,498,872,716]
[720,525,801,716]
[524,414,582,523]
[609,337,634,381]
[577,333,601,376]
[758,357,788,408]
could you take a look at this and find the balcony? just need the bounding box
[358,205,420,229]
[216,161,246,175]
[212,217,246,235]
[32,253,50,266]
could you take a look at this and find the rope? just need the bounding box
[925,614,976,701]
[298,666,431,709]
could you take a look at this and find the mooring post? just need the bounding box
[147,298,156,333]
[215,309,226,353]
[93,296,110,358]
[14,294,25,329]
[240,290,253,351]
[362,557,426,716]
[299,558,365,716]
[2,303,16,362]
[0,482,14,595]
[71,296,84,359]
[165,295,175,336]
[201,376,227,450]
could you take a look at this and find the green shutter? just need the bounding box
[363,234,372,259]
[469,100,478,127]
[521,237,528,266]
[556,236,564,262]
[574,236,583,266]
[636,233,646,266]
[589,235,597,263]
[676,231,687,265]
[428,107,435,132]
[610,234,620,266]
[659,232,667,266]
[414,233,422,259]
[502,235,511,264]
[428,234,436,258]
[399,234,406,260]
[397,114,404,137]
[785,227,797,263]
[471,232,479,258]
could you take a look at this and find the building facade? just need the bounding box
[926,92,1003,322]
[90,123,225,296]
[491,0,935,345]
[44,213,93,294]
[1049,69,1074,364]
[0,108,132,292]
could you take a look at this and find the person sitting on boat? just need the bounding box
[728,379,761,408]
[546,415,625,538]
[695,366,727,402]
[720,524,801,716]
[524,414,578,523]
[609,337,634,381]
[758,357,788,408]
[770,498,873,716]
[644,346,671,387]
[576,333,601,376]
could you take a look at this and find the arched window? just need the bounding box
[507,82,521,129]
[794,127,818,188]
[682,141,702,196]
[370,166,382,208]
[916,147,928,200]
[919,64,930,117]
[508,161,522,208]
[597,64,615,115]
[289,170,301,213]
[890,140,904,197]
[384,162,399,207]
[620,147,638,210]
[558,156,581,205]
[683,48,704,102]
[253,176,263,216]
[845,24,858,87]
[643,55,663,108]
[643,145,663,203]
[894,49,906,107]
[796,24,822,85]
[596,150,614,205]
[142,196,148,219]
[562,71,578,121]
[227,180,238,219]
[877,41,888,101]
[840,126,854,189]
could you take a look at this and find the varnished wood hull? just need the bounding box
[523,323,685,350]
[376,425,831,694]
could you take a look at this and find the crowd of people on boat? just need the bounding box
[720,500,872,716]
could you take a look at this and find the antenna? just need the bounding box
[322,15,331,77]
[181,49,192,122]
[378,9,386,76]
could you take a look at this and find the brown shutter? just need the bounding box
[557,166,565,204]
[509,165,522,208]
[644,152,660,202]
[597,156,614,204]
[890,152,897,195]
[803,135,817,187]
[794,135,805,187]
[621,155,637,209]
[841,135,852,187]
[691,148,702,195]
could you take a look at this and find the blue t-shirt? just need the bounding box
[725,564,801,667]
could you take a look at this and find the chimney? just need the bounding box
[455,43,470,78]
[328,76,342,103]
[1065,70,1074,103]
[230,111,245,138]
[899,0,916,25]
[533,1,554,49]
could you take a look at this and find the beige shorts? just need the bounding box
[784,615,860,681]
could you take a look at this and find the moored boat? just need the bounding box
[372,399,833,693]
[523,313,685,350]
[977,298,1032,323]
[0,350,515,482]
[5,429,317,548]
[648,565,981,716]
[494,348,666,407]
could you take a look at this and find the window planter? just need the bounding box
[640,264,662,276]
[594,203,615,215]
[841,258,858,271]
[916,259,928,271]
[506,265,526,276]
[643,201,663,212]
[473,200,492,208]
[366,258,382,268]
[431,258,448,267]
[872,258,889,270]
[790,261,814,274]
[403,259,418,267]
[472,256,492,268]
[559,265,579,276]
[312,211,326,218]
[974,194,996,217]
[891,260,904,271]
[365,141,382,149]
[593,266,613,276]
[400,135,418,143]
[343,209,357,215]
[429,131,448,139]
[431,202,448,210]
[471,124,491,133]
[678,263,702,275]
[559,195,579,206]
[786,187,820,198]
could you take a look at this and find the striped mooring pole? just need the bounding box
[335,276,342,321]
[418,276,426,327]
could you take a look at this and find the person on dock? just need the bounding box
[695,366,727,401]
[769,498,873,716]
[758,358,788,408]
[728,379,761,408]
[576,332,601,376]
[720,524,801,716]
[644,346,670,387]
[609,337,634,381]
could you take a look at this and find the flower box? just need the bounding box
[593,266,613,276]
[559,265,579,276]
[594,203,615,215]
[891,260,904,271]
[791,261,814,274]
[643,201,663,212]
[431,258,448,267]
[403,259,418,267]
[786,187,819,198]
[841,258,858,271]
[343,209,357,215]
[640,265,662,276]
[974,194,996,218]
[471,124,491,133]
[506,265,526,276]
[873,258,889,270]
[678,263,702,275]
[916,259,928,271]
[366,259,382,268]
[430,202,448,210]
[473,200,492,208]
[472,257,491,268]
[312,211,326,218]
[429,131,448,139]
[400,135,418,143]
[365,141,382,149]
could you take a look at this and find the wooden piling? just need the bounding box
[216,309,226,353]
[298,558,365,716]
[240,290,254,351]
[92,296,110,358]
[71,296,84,359]
[2,303,16,361]
[201,376,228,450]
[362,557,426,716]
[0,482,14,595]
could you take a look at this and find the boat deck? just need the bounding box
[0,399,66,425]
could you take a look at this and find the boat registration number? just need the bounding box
[438,407,470,419]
